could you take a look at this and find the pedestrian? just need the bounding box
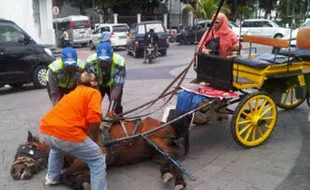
[60,29,70,47]
[85,42,126,116]
[46,47,86,105]
[40,72,107,190]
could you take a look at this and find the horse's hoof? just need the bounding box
[83,182,91,190]
[174,184,185,190]
[162,172,173,184]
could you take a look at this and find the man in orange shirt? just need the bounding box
[40,72,107,190]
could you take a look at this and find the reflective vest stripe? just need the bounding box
[47,59,85,89]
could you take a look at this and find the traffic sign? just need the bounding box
[52,6,60,16]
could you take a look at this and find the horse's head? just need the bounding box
[10,131,48,180]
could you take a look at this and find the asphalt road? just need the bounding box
[1,43,310,190]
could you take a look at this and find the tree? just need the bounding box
[226,0,257,21]
[184,0,230,20]
[278,0,306,27]
[258,0,277,19]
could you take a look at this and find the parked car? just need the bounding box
[0,18,55,88]
[241,19,290,38]
[126,21,169,58]
[176,20,250,44]
[89,23,129,50]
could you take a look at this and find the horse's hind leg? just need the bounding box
[60,159,90,190]
[153,155,174,184]
[172,164,186,190]
[149,137,186,189]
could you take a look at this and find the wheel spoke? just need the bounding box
[241,111,252,119]
[238,120,252,125]
[259,100,268,113]
[290,87,294,105]
[257,126,264,137]
[263,124,271,129]
[245,125,254,141]
[248,102,253,112]
[254,98,259,112]
[238,124,252,136]
[260,116,274,120]
[252,126,256,141]
[282,91,289,104]
[260,106,272,117]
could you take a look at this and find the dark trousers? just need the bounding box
[99,86,123,114]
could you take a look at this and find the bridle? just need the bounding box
[13,142,48,169]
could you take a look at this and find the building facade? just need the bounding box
[0,0,55,45]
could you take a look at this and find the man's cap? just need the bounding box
[97,42,113,62]
[61,47,77,66]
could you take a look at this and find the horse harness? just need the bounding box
[101,118,142,162]
[13,142,48,170]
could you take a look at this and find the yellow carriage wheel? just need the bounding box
[277,85,306,110]
[232,92,278,148]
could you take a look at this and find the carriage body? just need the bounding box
[193,29,310,148]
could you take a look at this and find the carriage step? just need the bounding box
[233,76,257,85]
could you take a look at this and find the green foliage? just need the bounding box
[258,0,277,18]
[184,0,230,20]
[278,0,306,27]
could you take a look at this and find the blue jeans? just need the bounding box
[43,135,107,190]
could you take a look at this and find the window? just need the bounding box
[129,24,136,34]
[112,25,129,32]
[101,27,110,32]
[94,28,101,34]
[304,21,310,27]
[241,21,253,27]
[0,23,25,43]
[261,21,273,27]
[137,25,145,34]
[137,23,165,34]
[73,20,90,29]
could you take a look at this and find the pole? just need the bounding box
[169,0,172,36]
[307,0,310,18]
[55,15,59,47]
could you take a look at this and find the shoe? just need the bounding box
[45,175,58,185]
[193,111,212,125]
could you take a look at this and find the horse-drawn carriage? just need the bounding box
[182,26,310,149]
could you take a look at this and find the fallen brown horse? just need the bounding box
[11,117,188,190]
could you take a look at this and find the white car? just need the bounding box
[197,20,251,40]
[229,21,251,40]
[241,19,290,38]
[89,23,129,49]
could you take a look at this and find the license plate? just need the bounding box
[119,36,127,39]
